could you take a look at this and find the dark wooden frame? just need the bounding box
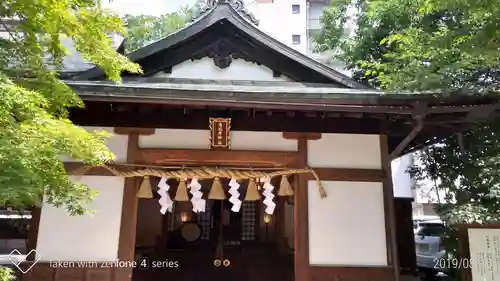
[136,148,300,167]
[381,135,400,281]
[115,131,140,281]
[286,133,398,281]
[69,100,500,157]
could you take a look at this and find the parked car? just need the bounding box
[415,219,448,278]
[0,254,25,266]
[413,215,440,234]
[0,212,31,266]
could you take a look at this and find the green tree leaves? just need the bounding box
[0,0,140,215]
[123,5,197,52]
[0,266,14,281]
[367,0,500,92]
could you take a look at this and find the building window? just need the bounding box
[292,34,301,45]
[292,4,300,14]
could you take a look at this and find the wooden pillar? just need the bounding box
[295,136,309,281]
[380,135,400,281]
[114,127,154,281]
[394,198,417,274]
[283,132,321,281]
[26,207,41,256]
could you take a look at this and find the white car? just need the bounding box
[0,254,26,266]
[413,215,440,234]
[0,212,31,267]
[415,219,448,278]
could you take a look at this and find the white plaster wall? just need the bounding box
[154,58,293,81]
[139,129,208,149]
[391,154,414,198]
[139,129,297,151]
[308,181,388,266]
[61,127,128,163]
[307,134,381,169]
[232,131,297,151]
[37,176,124,261]
[247,0,308,54]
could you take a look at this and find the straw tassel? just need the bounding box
[208,177,226,200]
[244,179,261,201]
[137,176,153,198]
[278,175,294,196]
[174,180,189,201]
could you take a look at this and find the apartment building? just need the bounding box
[392,153,448,217]
[245,0,329,54]
[243,0,356,74]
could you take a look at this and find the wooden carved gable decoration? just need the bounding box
[209,117,231,149]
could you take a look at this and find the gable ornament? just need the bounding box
[197,0,259,26]
[190,40,260,69]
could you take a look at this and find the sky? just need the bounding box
[102,0,197,16]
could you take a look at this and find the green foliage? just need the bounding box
[318,0,500,278]
[315,0,500,92]
[124,5,198,52]
[314,0,421,86]
[0,0,140,215]
[370,0,500,93]
[408,119,500,277]
[0,267,14,281]
[7,213,31,236]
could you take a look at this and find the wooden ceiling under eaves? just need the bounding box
[65,1,500,156]
[68,100,499,155]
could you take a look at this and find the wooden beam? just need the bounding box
[310,266,394,281]
[389,118,424,159]
[73,101,495,156]
[70,103,388,136]
[308,167,385,182]
[282,132,322,140]
[137,148,300,167]
[114,127,155,135]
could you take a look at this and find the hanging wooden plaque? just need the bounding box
[209,118,231,150]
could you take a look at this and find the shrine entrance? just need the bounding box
[133,177,295,281]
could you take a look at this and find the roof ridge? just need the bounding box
[72,1,369,89]
[194,0,259,26]
[225,9,369,89]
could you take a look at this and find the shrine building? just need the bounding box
[19,1,500,281]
